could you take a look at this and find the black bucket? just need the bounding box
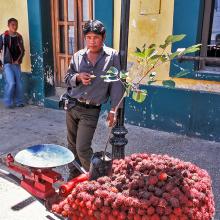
[89,151,112,180]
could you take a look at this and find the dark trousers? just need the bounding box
[66,105,100,171]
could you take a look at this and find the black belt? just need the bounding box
[68,97,101,109]
[76,100,101,109]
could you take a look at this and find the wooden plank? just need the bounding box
[60,56,65,83]
[74,0,79,52]
[77,0,83,49]
[58,21,69,25]
[64,0,68,81]
[58,53,72,57]
[50,0,58,86]
[89,0,93,19]
[61,21,74,25]
[55,0,61,86]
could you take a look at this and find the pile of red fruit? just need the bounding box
[52,153,215,220]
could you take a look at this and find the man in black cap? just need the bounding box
[64,20,123,177]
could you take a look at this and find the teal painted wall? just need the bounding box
[27,0,55,105]
[40,0,55,97]
[27,0,44,104]
[94,0,113,47]
[124,85,220,142]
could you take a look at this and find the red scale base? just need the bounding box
[5,154,62,200]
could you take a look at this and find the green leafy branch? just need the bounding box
[101,34,201,105]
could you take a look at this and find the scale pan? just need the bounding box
[15,144,75,168]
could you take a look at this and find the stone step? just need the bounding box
[44,87,66,110]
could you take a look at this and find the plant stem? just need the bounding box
[137,48,166,84]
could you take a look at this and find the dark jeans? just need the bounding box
[66,105,100,171]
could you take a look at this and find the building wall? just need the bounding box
[0,0,31,72]
[0,0,219,141]
[114,0,220,93]
[113,0,220,142]
[114,0,174,82]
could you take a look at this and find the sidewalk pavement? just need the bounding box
[0,173,62,220]
[0,104,220,219]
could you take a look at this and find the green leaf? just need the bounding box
[132,90,148,103]
[107,66,118,76]
[142,44,148,52]
[169,51,181,60]
[160,34,186,49]
[103,76,119,82]
[160,55,169,62]
[133,51,146,59]
[120,71,129,79]
[165,34,186,44]
[174,70,189,78]
[147,55,160,65]
[182,44,201,55]
[101,74,115,79]
[149,55,161,60]
[162,80,176,88]
[149,72,157,81]
[147,80,157,85]
[126,85,132,97]
[100,75,107,78]
[135,47,142,53]
[144,48,156,58]
[133,48,156,59]
[101,68,119,82]
[149,72,157,78]
[149,43,156,49]
[160,44,168,49]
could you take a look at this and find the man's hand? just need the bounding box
[76,72,91,85]
[107,109,117,127]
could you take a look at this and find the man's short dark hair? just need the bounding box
[8,18,18,25]
[83,20,106,36]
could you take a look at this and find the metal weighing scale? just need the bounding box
[2,144,84,200]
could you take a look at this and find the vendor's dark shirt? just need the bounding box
[64,46,124,108]
[9,35,21,62]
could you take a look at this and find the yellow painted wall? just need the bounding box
[114,0,174,81]
[114,0,220,93]
[0,0,31,72]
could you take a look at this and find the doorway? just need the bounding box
[51,0,93,86]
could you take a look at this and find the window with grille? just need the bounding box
[200,0,220,69]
